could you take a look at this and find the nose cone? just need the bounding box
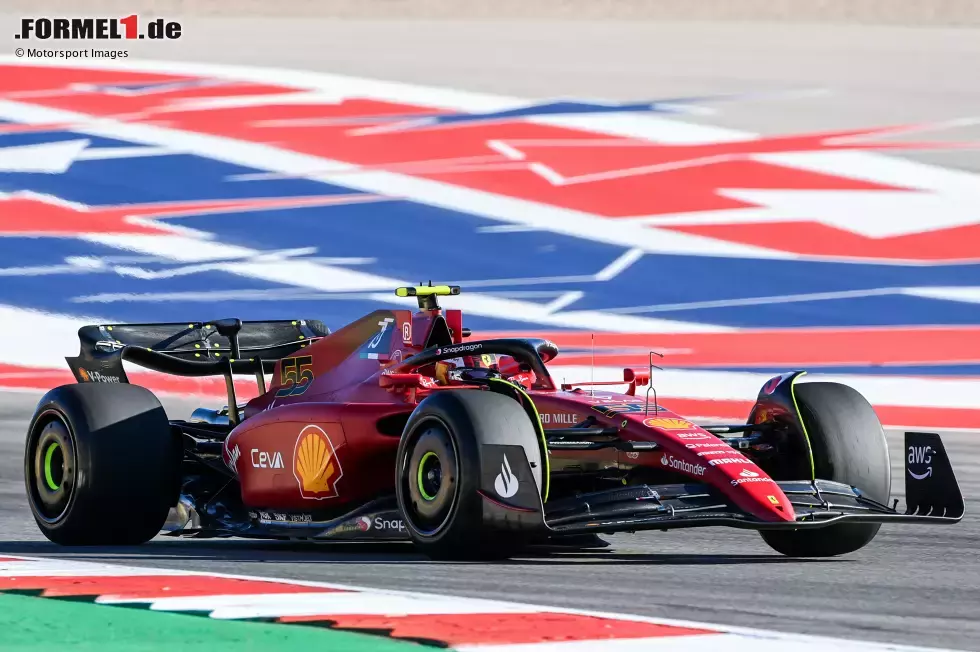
[593,408,796,522]
[725,469,796,522]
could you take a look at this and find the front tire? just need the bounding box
[761,381,890,557]
[25,383,179,546]
[395,389,543,560]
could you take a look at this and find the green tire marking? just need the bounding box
[788,371,816,481]
[42,443,60,491]
[416,451,438,501]
[0,593,418,652]
[488,378,550,503]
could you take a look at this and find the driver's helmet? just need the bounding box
[433,353,535,389]
[434,353,497,385]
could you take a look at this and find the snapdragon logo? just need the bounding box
[438,343,482,356]
[659,453,706,477]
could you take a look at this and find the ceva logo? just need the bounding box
[251,448,284,469]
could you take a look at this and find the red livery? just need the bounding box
[24,285,963,559]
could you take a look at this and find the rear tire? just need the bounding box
[761,381,890,557]
[395,390,542,560]
[25,383,179,546]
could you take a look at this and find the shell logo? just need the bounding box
[78,368,90,381]
[643,417,696,430]
[293,425,343,499]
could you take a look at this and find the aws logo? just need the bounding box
[908,445,934,480]
[293,425,343,499]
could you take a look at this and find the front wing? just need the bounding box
[543,478,961,536]
[536,431,964,536]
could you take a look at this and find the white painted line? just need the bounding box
[487,139,527,161]
[457,637,732,652]
[903,287,980,304]
[155,592,540,619]
[595,248,645,282]
[78,146,176,161]
[0,303,113,369]
[544,291,584,313]
[476,224,542,233]
[604,287,904,315]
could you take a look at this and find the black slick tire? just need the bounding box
[24,383,179,546]
[395,389,542,560]
[761,381,890,557]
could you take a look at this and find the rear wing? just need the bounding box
[68,320,328,372]
[66,319,330,421]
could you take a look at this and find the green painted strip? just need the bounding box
[417,451,438,501]
[788,371,816,481]
[42,443,59,491]
[0,593,424,652]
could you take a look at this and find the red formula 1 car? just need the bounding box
[24,286,963,559]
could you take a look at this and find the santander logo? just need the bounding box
[659,453,706,477]
[730,467,773,487]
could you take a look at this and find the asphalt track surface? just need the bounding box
[2,17,980,651]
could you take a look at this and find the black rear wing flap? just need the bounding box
[65,319,330,422]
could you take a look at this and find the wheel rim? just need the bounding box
[27,413,76,523]
[42,442,64,491]
[416,451,442,501]
[402,421,459,536]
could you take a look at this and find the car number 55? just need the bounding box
[276,355,314,397]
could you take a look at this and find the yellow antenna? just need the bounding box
[395,285,461,310]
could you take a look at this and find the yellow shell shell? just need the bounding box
[296,431,336,493]
[644,417,694,430]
